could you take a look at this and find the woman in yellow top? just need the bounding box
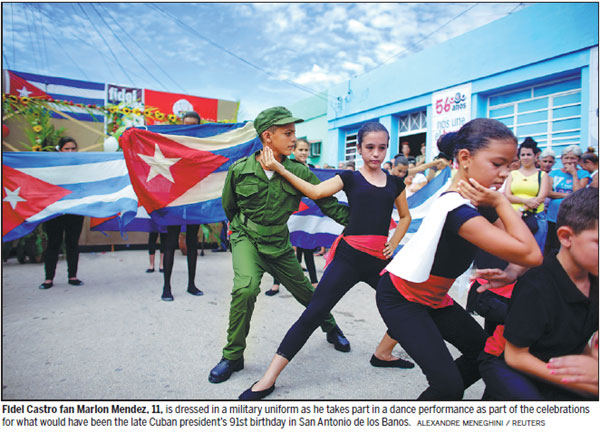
[504,137,550,251]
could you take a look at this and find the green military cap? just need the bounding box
[253,106,304,136]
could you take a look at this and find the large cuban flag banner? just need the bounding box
[119,122,263,226]
[4,70,105,122]
[2,152,138,242]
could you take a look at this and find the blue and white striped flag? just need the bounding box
[2,152,138,241]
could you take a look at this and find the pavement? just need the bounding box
[1,249,484,401]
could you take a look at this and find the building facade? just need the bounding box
[322,3,598,168]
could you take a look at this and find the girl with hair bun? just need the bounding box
[376,118,542,399]
[240,121,413,400]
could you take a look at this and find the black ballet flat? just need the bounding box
[187,287,204,296]
[370,354,414,369]
[265,289,279,296]
[238,382,275,400]
[145,268,155,273]
[39,282,53,290]
[68,279,84,286]
[159,268,164,273]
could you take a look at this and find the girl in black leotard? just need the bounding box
[239,122,412,400]
[377,118,543,399]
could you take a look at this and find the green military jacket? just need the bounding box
[222,151,349,257]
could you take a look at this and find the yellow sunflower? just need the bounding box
[109,106,118,114]
[32,145,42,152]
[122,107,132,115]
[155,112,165,121]
[33,125,43,133]
[168,114,177,122]
[133,108,141,116]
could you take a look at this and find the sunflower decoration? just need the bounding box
[155,112,165,121]
[7,100,67,151]
[167,113,178,123]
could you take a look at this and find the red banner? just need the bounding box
[144,89,219,124]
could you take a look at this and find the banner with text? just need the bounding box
[430,83,472,155]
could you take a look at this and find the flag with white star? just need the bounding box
[2,152,138,242]
[119,122,263,226]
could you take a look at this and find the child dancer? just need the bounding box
[240,121,413,400]
[376,118,543,400]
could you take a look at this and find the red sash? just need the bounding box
[484,325,506,356]
[324,234,388,268]
[388,273,455,309]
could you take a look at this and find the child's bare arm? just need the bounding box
[457,178,542,267]
[260,146,343,199]
[505,341,598,396]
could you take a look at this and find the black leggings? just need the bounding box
[162,224,199,291]
[148,231,166,255]
[277,240,388,359]
[273,247,318,285]
[376,273,487,400]
[43,214,84,280]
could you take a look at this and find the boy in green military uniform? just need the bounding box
[209,107,351,383]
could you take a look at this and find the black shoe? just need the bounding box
[145,268,155,273]
[161,288,174,302]
[326,325,351,352]
[39,282,53,290]
[239,382,275,400]
[370,354,414,369]
[209,357,244,383]
[68,279,84,286]
[159,268,164,273]
[187,287,204,296]
[265,289,279,296]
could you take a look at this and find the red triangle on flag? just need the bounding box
[2,165,72,236]
[293,200,310,214]
[120,128,229,214]
[7,71,51,99]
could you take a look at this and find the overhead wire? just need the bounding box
[36,5,90,80]
[22,4,40,72]
[76,3,136,85]
[93,3,173,92]
[98,3,187,94]
[29,4,50,74]
[150,3,329,102]
[10,3,16,69]
[360,3,479,77]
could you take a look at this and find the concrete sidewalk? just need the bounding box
[1,249,484,401]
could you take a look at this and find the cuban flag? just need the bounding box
[119,122,262,226]
[288,168,347,249]
[393,166,453,247]
[2,152,138,242]
[3,70,105,122]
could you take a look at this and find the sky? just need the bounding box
[2,2,529,121]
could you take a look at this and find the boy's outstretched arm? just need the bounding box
[505,341,598,397]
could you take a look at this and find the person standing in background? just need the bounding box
[39,137,85,290]
[160,111,204,301]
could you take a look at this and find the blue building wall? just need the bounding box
[324,2,599,167]
[289,93,328,166]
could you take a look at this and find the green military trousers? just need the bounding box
[222,234,337,360]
